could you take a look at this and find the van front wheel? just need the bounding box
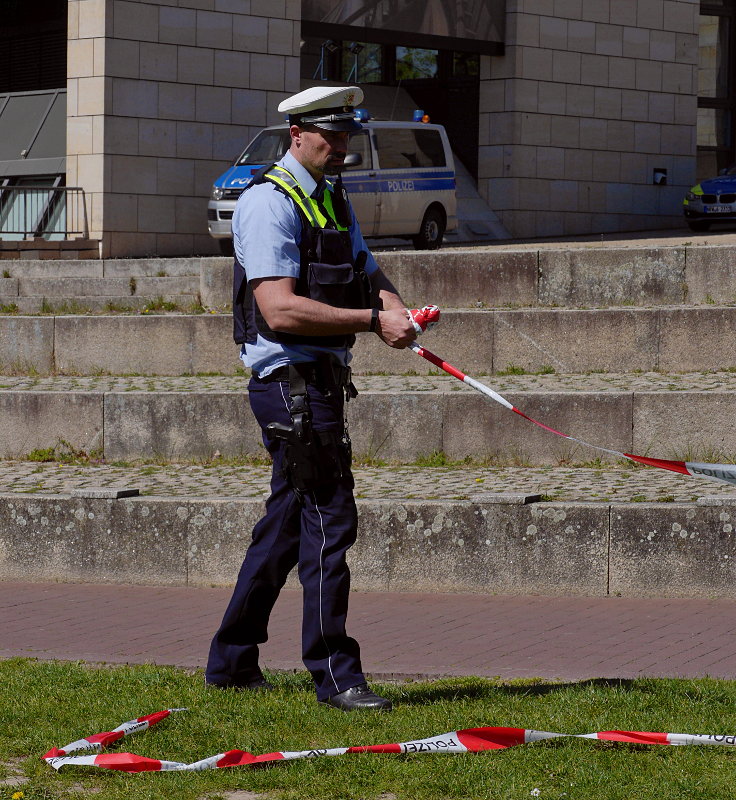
[413,206,445,250]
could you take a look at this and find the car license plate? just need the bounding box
[705,205,731,213]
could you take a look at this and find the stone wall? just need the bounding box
[478,0,699,238]
[2,494,735,597]
[66,0,300,258]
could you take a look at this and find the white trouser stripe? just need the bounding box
[315,500,340,694]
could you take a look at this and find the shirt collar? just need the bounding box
[280,150,320,198]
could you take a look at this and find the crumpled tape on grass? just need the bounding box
[42,709,736,773]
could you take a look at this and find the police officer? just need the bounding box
[205,85,428,711]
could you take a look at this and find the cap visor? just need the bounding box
[312,119,363,132]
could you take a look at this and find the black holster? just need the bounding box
[265,363,351,494]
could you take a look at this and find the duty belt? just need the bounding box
[254,359,357,399]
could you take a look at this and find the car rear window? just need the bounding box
[374,127,446,169]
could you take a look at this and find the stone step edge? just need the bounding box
[2,493,735,598]
[2,385,736,393]
[3,307,736,378]
[0,257,213,278]
[6,245,736,309]
[1,387,735,467]
[0,295,201,313]
[3,305,736,316]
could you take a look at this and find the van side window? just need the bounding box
[374,128,446,169]
[414,129,446,167]
[347,131,372,170]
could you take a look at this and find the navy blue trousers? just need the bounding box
[205,376,365,701]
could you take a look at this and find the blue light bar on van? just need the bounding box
[354,108,370,121]
[413,109,424,121]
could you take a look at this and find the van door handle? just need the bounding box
[368,172,376,176]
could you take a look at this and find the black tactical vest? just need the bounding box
[233,163,371,349]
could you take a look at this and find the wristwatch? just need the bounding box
[369,307,380,332]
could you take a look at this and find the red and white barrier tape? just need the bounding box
[410,342,736,488]
[42,710,736,774]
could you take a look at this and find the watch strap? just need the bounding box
[369,307,380,332]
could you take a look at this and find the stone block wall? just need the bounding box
[66,0,300,258]
[478,0,699,238]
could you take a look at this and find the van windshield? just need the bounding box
[236,130,291,165]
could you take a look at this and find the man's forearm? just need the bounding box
[253,274,416,347]
[370,268,406,311]
[259,290,374,335]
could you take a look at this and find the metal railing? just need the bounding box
[0,186,89,240]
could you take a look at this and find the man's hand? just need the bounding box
[375,308,417,348]
[407,305,440,334]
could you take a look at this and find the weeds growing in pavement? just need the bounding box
[53,300,94,315]
[141,296,179,313]
[411,451,507,469]
[185,300,208,314]
[0,361,40,377]
[25,440,101,465]
[4,660,736,800]
[494,364,556,376]
[496,363,527,375]
[104,301,136,313]
[665,443,736,465]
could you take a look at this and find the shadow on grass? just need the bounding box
[390,677,638,705]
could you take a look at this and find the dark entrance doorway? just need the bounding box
[300,33,482,178]
[0,0,67,94]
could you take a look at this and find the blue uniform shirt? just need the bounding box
[233,150,379,378]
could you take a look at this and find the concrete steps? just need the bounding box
[200,245,736,309]
[6,242,736,312]
[0,275,202,314]
[0,257,225,313]
[2,243,736,599]
[1,373,735,465]
[2,306,735,376]
[0,295,201,314]
[1,483,735,597]
[0,257,205,278]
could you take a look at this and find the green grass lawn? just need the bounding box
[2,658,736,800]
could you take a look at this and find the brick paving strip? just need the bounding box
[2,581,735,681]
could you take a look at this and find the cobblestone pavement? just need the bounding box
[3,372,736,502]
[3,370,736,392]
[2,459,736,503]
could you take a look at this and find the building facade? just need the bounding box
[0,0,720,256]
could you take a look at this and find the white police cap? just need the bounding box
[278,85,364,132]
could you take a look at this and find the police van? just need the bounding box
[207,114,457,253]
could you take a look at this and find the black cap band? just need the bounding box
[299,110,355,125]
[289,105,362,132]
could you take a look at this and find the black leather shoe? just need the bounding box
[321,683,392,711]
[206,676,274,692]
